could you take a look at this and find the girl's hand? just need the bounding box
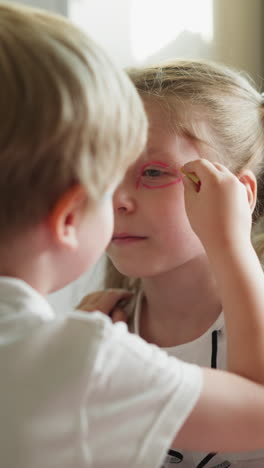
[181,159,252,251]
[76,289,132,324]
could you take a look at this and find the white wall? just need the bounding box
[69,0,215,68]
[69,0,264,84]
[70,0,133,67]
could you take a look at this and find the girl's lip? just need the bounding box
[112,233,147,241]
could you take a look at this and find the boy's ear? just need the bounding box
[48,185,88,250]
[238,170,257,213]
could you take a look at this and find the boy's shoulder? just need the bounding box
[0,279,203,468]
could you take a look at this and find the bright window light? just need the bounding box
[130,0,213,61]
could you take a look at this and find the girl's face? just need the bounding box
[107,100,207,278]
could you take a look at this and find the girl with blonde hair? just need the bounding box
[102,60,264,467]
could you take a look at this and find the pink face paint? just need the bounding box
[136,160,183,190]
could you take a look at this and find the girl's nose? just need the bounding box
[113,183,136,213]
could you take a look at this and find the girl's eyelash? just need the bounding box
[142,168,167,177]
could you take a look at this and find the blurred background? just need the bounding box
[4,0,264,311]
[9,0,264,87]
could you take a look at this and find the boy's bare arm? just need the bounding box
[173,367,264,451]
[182,159,264,383]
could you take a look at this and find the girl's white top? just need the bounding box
[133,290,264,468]
[0,277,202,468]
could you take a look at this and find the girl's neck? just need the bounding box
[140,254,222,347]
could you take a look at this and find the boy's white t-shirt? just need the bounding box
[0,277,202,468]
[133,290,264,468]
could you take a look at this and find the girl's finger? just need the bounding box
[111,308,128,323]
[183,158,215,177]
[182,159,229,186]
[109,296,131,318]
[212,161,232,174]
[77,289,132,314]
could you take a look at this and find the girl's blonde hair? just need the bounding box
[0,3,147,240]
[105,59,264,293]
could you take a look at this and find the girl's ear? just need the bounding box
[47,185,88,250]
[238,170,257,213]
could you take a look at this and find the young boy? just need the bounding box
[1,3,264,468]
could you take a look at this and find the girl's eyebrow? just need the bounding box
[142,148,180,166]
[145,148,174,159]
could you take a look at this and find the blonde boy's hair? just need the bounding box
[105,59,264,292]
[0,3,147,239]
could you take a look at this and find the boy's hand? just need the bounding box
[76,289,132,324]
[182,159,252,251]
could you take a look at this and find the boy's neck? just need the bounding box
[0,226,57,296]
[140,254,222,347]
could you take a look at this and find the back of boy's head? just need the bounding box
[0,2,147,240]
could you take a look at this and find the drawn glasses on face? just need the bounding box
[135,160,183,190]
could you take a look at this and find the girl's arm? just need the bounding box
[174,162,264,449]
[206,236,264,381]
[182,159,264,383]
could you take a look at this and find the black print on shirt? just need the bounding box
[162,450,231,467]
[162,449,183,465]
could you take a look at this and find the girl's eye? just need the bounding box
[136,162,182,190]
[142,168,166,178]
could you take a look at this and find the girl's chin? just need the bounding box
[109,261,168,279]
